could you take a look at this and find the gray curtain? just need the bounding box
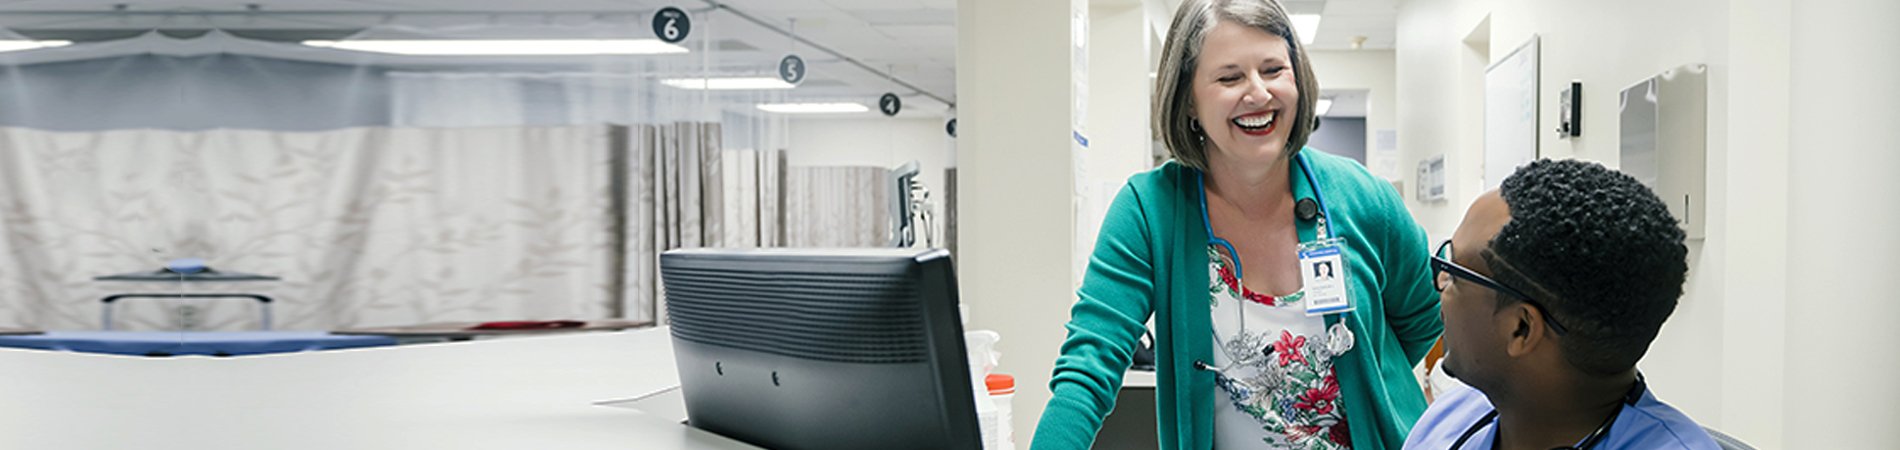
[721,149,786,248]
[0,125,619,331]
[783,166,892,248]
[622,122,744,324]
[617,123,895,324]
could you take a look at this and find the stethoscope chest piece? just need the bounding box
[1326,322,1354,356]
[1295,198,1319,221]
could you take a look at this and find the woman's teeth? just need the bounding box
[1232,113,1274,130]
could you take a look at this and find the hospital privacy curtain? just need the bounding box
[0,125,620,330]
[0,123,886,330]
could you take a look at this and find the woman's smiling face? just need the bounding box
[1192,19,1300,168]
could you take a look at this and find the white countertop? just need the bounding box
[1124,369,1157,388]
[0,327,759,450]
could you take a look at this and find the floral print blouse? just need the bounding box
[1208,245,1351,449]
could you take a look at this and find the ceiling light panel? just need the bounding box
[1290,15,1321,46]
[302,39,689,55]
[661,77,795,90]
[756,103,869,113]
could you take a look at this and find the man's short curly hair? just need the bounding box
[1487,159,1689,376]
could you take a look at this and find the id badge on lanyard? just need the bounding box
[1294,153,1354,317]
[1299,237,1353,316]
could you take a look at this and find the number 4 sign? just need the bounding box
[652,7,691,44]
[879,93,902,117]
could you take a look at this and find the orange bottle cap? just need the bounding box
[985,373,1015,395]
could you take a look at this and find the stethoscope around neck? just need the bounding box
[1192,152,1343,379]
[1196,152,1334,282]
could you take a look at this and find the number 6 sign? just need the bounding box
[652,7,691,44]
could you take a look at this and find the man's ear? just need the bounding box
[1503,303,1549,358]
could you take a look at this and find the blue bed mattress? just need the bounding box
[0,331,398,356]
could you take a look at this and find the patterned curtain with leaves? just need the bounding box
[0,125,619,330]
[623,122,708,324]
[783,166,892,248]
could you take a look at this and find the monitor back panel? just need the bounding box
[661,248,978,450]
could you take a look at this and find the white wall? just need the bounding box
[1396,0,1733,429]
[1396,0,1900,448]
[1308,50,1398,179]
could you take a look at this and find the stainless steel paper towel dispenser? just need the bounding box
[1620,63,1707,240]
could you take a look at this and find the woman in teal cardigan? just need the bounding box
[1030,0,1440,449]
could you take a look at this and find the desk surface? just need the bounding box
[0,327,758,450]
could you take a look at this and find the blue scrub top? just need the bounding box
[1402,382,1722,450]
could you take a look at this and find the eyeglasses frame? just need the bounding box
[1430,240,1569,336]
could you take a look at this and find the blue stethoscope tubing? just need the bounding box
[1197,152,1335,282]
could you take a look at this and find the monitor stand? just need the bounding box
[596,385,689,424]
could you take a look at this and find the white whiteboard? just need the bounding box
[1484,35,1539,191]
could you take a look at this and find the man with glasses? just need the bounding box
[1401,160,1718,450]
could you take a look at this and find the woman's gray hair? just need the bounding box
[1152,0,1320,171]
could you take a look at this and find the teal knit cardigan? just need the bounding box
[1032,152,1442,450]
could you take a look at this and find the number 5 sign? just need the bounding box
[778,54,806,85]
[652,7,691,44]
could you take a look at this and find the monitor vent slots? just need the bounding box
[663,269,929,364]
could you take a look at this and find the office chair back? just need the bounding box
[1701,426,1757,450]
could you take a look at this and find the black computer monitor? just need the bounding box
[660,247,980,450]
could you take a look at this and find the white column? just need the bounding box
[1077,0,1156,288]
[1720,0,1790,446]
[957,0,1084,444]
[1785,0,1900,447]
[1086,0,1154,185]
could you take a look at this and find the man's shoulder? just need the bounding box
[1401,383,1492,450]
[1603,390,1725,450]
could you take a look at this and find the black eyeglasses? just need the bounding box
[1431,240,1568,336]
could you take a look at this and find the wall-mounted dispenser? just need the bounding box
[1619,64,1708,239]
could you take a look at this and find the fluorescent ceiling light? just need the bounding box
[1290,15,1321,46]
[661,77,795,90]
[0,40,72,52]
[757,103,869,113]
[1316,98,1334,116]
[301,39,689,55]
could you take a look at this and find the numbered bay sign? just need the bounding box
[879,93,902,116]
[778,54,807,85]
[652,7,691,44]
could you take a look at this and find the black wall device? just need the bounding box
[1558,81,1582,138]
